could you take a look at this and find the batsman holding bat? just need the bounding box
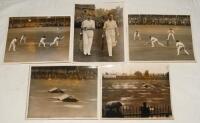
[103,14,119,57]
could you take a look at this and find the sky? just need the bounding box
[102,64,168,74]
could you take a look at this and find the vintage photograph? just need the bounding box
[74,3,124,62]
[27,66,97,118]
[102,64,173,119]
[128,14,195,61]
[4,16,70,63]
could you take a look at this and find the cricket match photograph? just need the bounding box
[1,0,200,123]
[27,66,97,119]
[73,3,124,62]
[101,64,172,119]
[4,16,71,63]
[128,14,195,62]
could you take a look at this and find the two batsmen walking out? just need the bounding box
[103,14,119,57]
[81,13,119,57]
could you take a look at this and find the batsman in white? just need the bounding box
[167,28,175,41]
[81,14,95,56]
[8,37,18,52]
[103,14,119,57]
[50,35,64,47]
[38,35,47,47]
[133,30,141,40]
[176,40,190,56]
[149,36,166,47]
[19,34,26,44]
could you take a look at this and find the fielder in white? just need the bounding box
[176,40,190,56]
[149,36,166,47]
[50,35,64,47]
[38,36,47,47]
[134,30,141,40]
[167,28,175,41]
[19,34,26,44]
[8,38,18,52]
[81,15,95,56]
[103,14,119,57]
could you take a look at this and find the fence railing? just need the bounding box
[102,104,172,118]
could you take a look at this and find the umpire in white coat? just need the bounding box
[103,14,119,57]
[81,15,95,56]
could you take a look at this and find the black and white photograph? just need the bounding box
[74,3,124,62]
[27,66,97,118]
[4,16,70,63]
[102,64,173,119]
[128,14,195,61]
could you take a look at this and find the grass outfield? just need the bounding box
[4,27,70,62]
[129,25,195,61]
[28,79,97,118]
[102,79,171,107]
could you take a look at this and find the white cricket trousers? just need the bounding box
[20,38,26,44]
[177,46,190,55]
[50,41,58,46]
[83,30,94,55]
[9,43,16,52]
[167,33,175,40]
[106,30,116,56]
[134,33,141,40]
[151,41,165,47]
[39,41,46,47]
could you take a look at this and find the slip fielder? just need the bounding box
[176,40,190,56]
[149,36,166,47]
[103,14,119,57]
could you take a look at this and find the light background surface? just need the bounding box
[0,0,200,123]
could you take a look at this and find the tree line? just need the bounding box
[104,70,169,80]
[74,6,123,28]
